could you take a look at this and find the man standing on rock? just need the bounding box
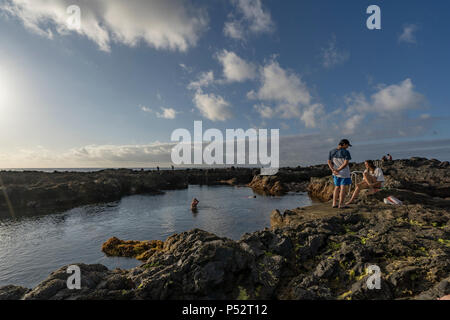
[328,139,352,209]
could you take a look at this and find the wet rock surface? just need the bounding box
[1,158,449,300]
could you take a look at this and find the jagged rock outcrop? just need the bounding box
[307,177,335,202]
[248,165,330,196]
[248,176,286,195]
[19,264,135,300]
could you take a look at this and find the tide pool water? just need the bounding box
[0,185,311,288]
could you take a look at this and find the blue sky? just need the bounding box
[0,0,449,168]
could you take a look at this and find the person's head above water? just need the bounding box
[338,139,352,149]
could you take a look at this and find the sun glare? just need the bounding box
[0,73,10,109]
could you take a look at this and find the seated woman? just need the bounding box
[346,160,385,205]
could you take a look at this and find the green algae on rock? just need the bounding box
[102,237,164,261]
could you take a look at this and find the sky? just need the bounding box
[0,0,449,168]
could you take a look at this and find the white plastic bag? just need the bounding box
[383,196,403,205]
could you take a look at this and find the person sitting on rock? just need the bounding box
[387,154,393,161]
[191,198,199,210]
[346,160,385,205]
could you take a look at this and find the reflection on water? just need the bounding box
[0,185,311,288]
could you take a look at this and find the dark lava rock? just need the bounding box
[2,158,449,300]
[0,285,30,300]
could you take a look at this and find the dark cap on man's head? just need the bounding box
[339,139,352,147]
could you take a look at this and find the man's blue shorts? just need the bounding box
[333,176,352,187]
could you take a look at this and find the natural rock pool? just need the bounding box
[0,185,312,288]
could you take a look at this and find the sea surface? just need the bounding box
[1,167,177,172]
[0,185,312,288]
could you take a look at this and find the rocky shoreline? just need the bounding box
[0,158,449,300]
[0,164,331,217]
[0,168,255,217]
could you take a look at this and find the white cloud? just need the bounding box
[156,107,178,119]
[253,104,275,119]
[248,59,323,127]
[67,143,173,163]
[399,24,419,44]
[275,103,302,119]
[300,103,325,129]
[1,0,208,52]
[372,79,424,112]
[223,20,245,40]
[216,50,256,82]
[341,78,428,135]
[188,71,215,90]
[188,51,255,90]
[343,114,364,135]
[346,79,425,115]
[187,51,256,122]
[321,35,349,68]
[140,105,178,119]
[224,0,275,40]
[371,79,425,113]
[0,142,177,168]
[193,90,233,122]
[4,136,449,169]
[140,105,153,113]
[249,60,311,106]
[179,63,193,73]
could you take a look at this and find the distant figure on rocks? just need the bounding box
[346,160,385,205]
[382,155,388,162]
[387,154,393,161]
[328,139,352,209]
[157,166,160,171]
[191,198,199,210]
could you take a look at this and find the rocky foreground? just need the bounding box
[0,158,449,300]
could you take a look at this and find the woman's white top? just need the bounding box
[364,168,385,184]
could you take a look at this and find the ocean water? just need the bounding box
[0,185,312,288]
[1,167,173,173]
